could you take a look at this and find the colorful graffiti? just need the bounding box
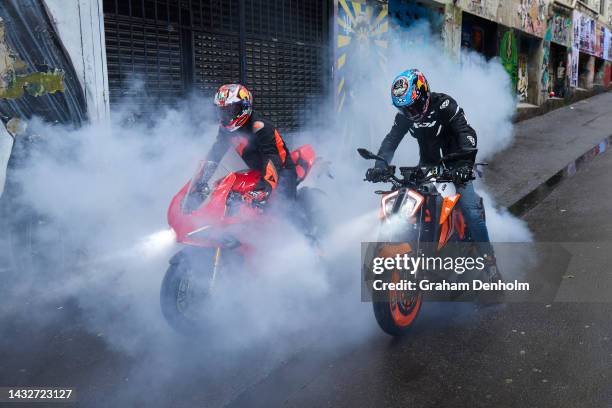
[335,0,389,113]
[500,30,518,92]
[569,11,580,88]
[551,14,571,47]
[517,54,529,101]
[541,41,550,94]
[576,12,596,55]
[605,28,612,61]
[517,0,546,38]
[595,23,604,59]
[0,17,64,99]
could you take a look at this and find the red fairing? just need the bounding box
[229,169,261,193]
[167,145,316,248]
[291,144,316,183]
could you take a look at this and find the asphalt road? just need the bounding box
[224,145,612,408]
[1,117,611,407]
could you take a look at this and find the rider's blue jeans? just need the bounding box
[457,182,494,257]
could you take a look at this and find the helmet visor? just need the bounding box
[398,99,426,121]
[216,103,243,126]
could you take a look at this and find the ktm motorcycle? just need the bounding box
[358,147,489,337]
[161,144,323,332]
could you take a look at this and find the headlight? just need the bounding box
[381,191,400,218]
[400,195,417,218]
[381,190,424,219]
[401,190,425,218]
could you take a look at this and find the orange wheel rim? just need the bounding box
[389,270,422,327]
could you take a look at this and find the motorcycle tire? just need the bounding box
[371,244,423,337]
[372,286,423,337]
[296,187,328,238]
[160,248,215,334]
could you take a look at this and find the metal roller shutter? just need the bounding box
[103,0,329,131]
[243,0,328,131]
[103,1,185,115]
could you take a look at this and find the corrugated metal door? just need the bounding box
[243,0,328,130]
[190,0,241,94]
[103,0,329,131]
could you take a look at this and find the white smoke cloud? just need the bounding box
[311,22,531,244]
[0,20,532,407]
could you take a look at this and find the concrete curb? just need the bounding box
[513,87,612,123]
[508,133,612,216]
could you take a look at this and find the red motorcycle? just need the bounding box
[161,144,322,332]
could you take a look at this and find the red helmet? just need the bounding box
[214,84,253,132]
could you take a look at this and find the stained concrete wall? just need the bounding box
[454,0,550,38]
[43,0,109,122]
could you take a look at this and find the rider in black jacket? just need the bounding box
[375,92,477,167]
[366,69,502,284]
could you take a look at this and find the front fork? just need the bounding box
[210,246,222,290]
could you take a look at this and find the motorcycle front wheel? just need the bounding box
[160,248,216,334]
[371,244,423,337]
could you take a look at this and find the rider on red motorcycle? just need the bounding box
[188,84,297,209]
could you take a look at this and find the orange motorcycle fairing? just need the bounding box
[455,209,466,240]
[437,194,461,250]
[439,194,461,225]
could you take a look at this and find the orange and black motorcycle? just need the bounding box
[358,147,487,336]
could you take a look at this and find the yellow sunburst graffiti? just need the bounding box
[335,1,388,113]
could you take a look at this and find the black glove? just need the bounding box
[365,167,388,182]
[244,190,269,208]
[453,166,474,183]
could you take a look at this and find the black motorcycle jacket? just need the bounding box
[375,93,478,168]
[204,112,296,193]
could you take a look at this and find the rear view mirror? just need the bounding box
[357,148,388,165]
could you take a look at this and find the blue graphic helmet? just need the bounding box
[390,69,431,122]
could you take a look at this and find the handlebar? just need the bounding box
[368,164,479,189]
[358,147,485,190]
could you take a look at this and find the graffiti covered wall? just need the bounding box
[517,54,529,100]
[551,13,572,47]
[605,28,612,61]
[542,31,551,94]
[500,29,519,92]
[0,1,86,124]
[569,11,581,87]
[517,0,547,38]
[595,22,605,58]
[335,0,389,113]
[577,11,596,55]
